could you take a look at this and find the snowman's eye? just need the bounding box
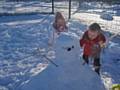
[67,45,74,51]
[67,48,71,51]
[62,45,74,52]
[72,45,74,48]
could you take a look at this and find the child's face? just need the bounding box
[57,19,64,26]
[88,29,98,40]
[56,19,65,31]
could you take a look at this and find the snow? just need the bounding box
[100,13,113,21]
[73,13,120,35]
[0,1,52,15]
[0,1,120,90]
[0,13,54,90]
[0,86,9,90]
[19,33,105,90]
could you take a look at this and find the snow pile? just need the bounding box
[19,33,105,90]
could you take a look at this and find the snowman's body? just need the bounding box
[19,33,105,90]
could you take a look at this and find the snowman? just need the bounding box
[19,33,105,90]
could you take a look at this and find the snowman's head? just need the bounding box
[54,33,80,61]
[56,33,77,50]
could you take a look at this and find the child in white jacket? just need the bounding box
[48,12,68,46]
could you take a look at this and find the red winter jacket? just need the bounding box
[80,31,106,56]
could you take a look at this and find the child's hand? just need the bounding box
[98,41,106,48]
[81,44,85,48]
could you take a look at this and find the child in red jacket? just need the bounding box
[80,23,106,75]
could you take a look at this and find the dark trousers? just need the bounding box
[83,54,101,75]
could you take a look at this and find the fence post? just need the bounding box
[69,0,71,19]
[52,0,54,14]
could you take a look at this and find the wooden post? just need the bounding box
[52,0,54,14]
[68,0,71,19]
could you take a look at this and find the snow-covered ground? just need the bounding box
[0,1,120,90]
[72,13,120,34]
[0,14,52,90]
